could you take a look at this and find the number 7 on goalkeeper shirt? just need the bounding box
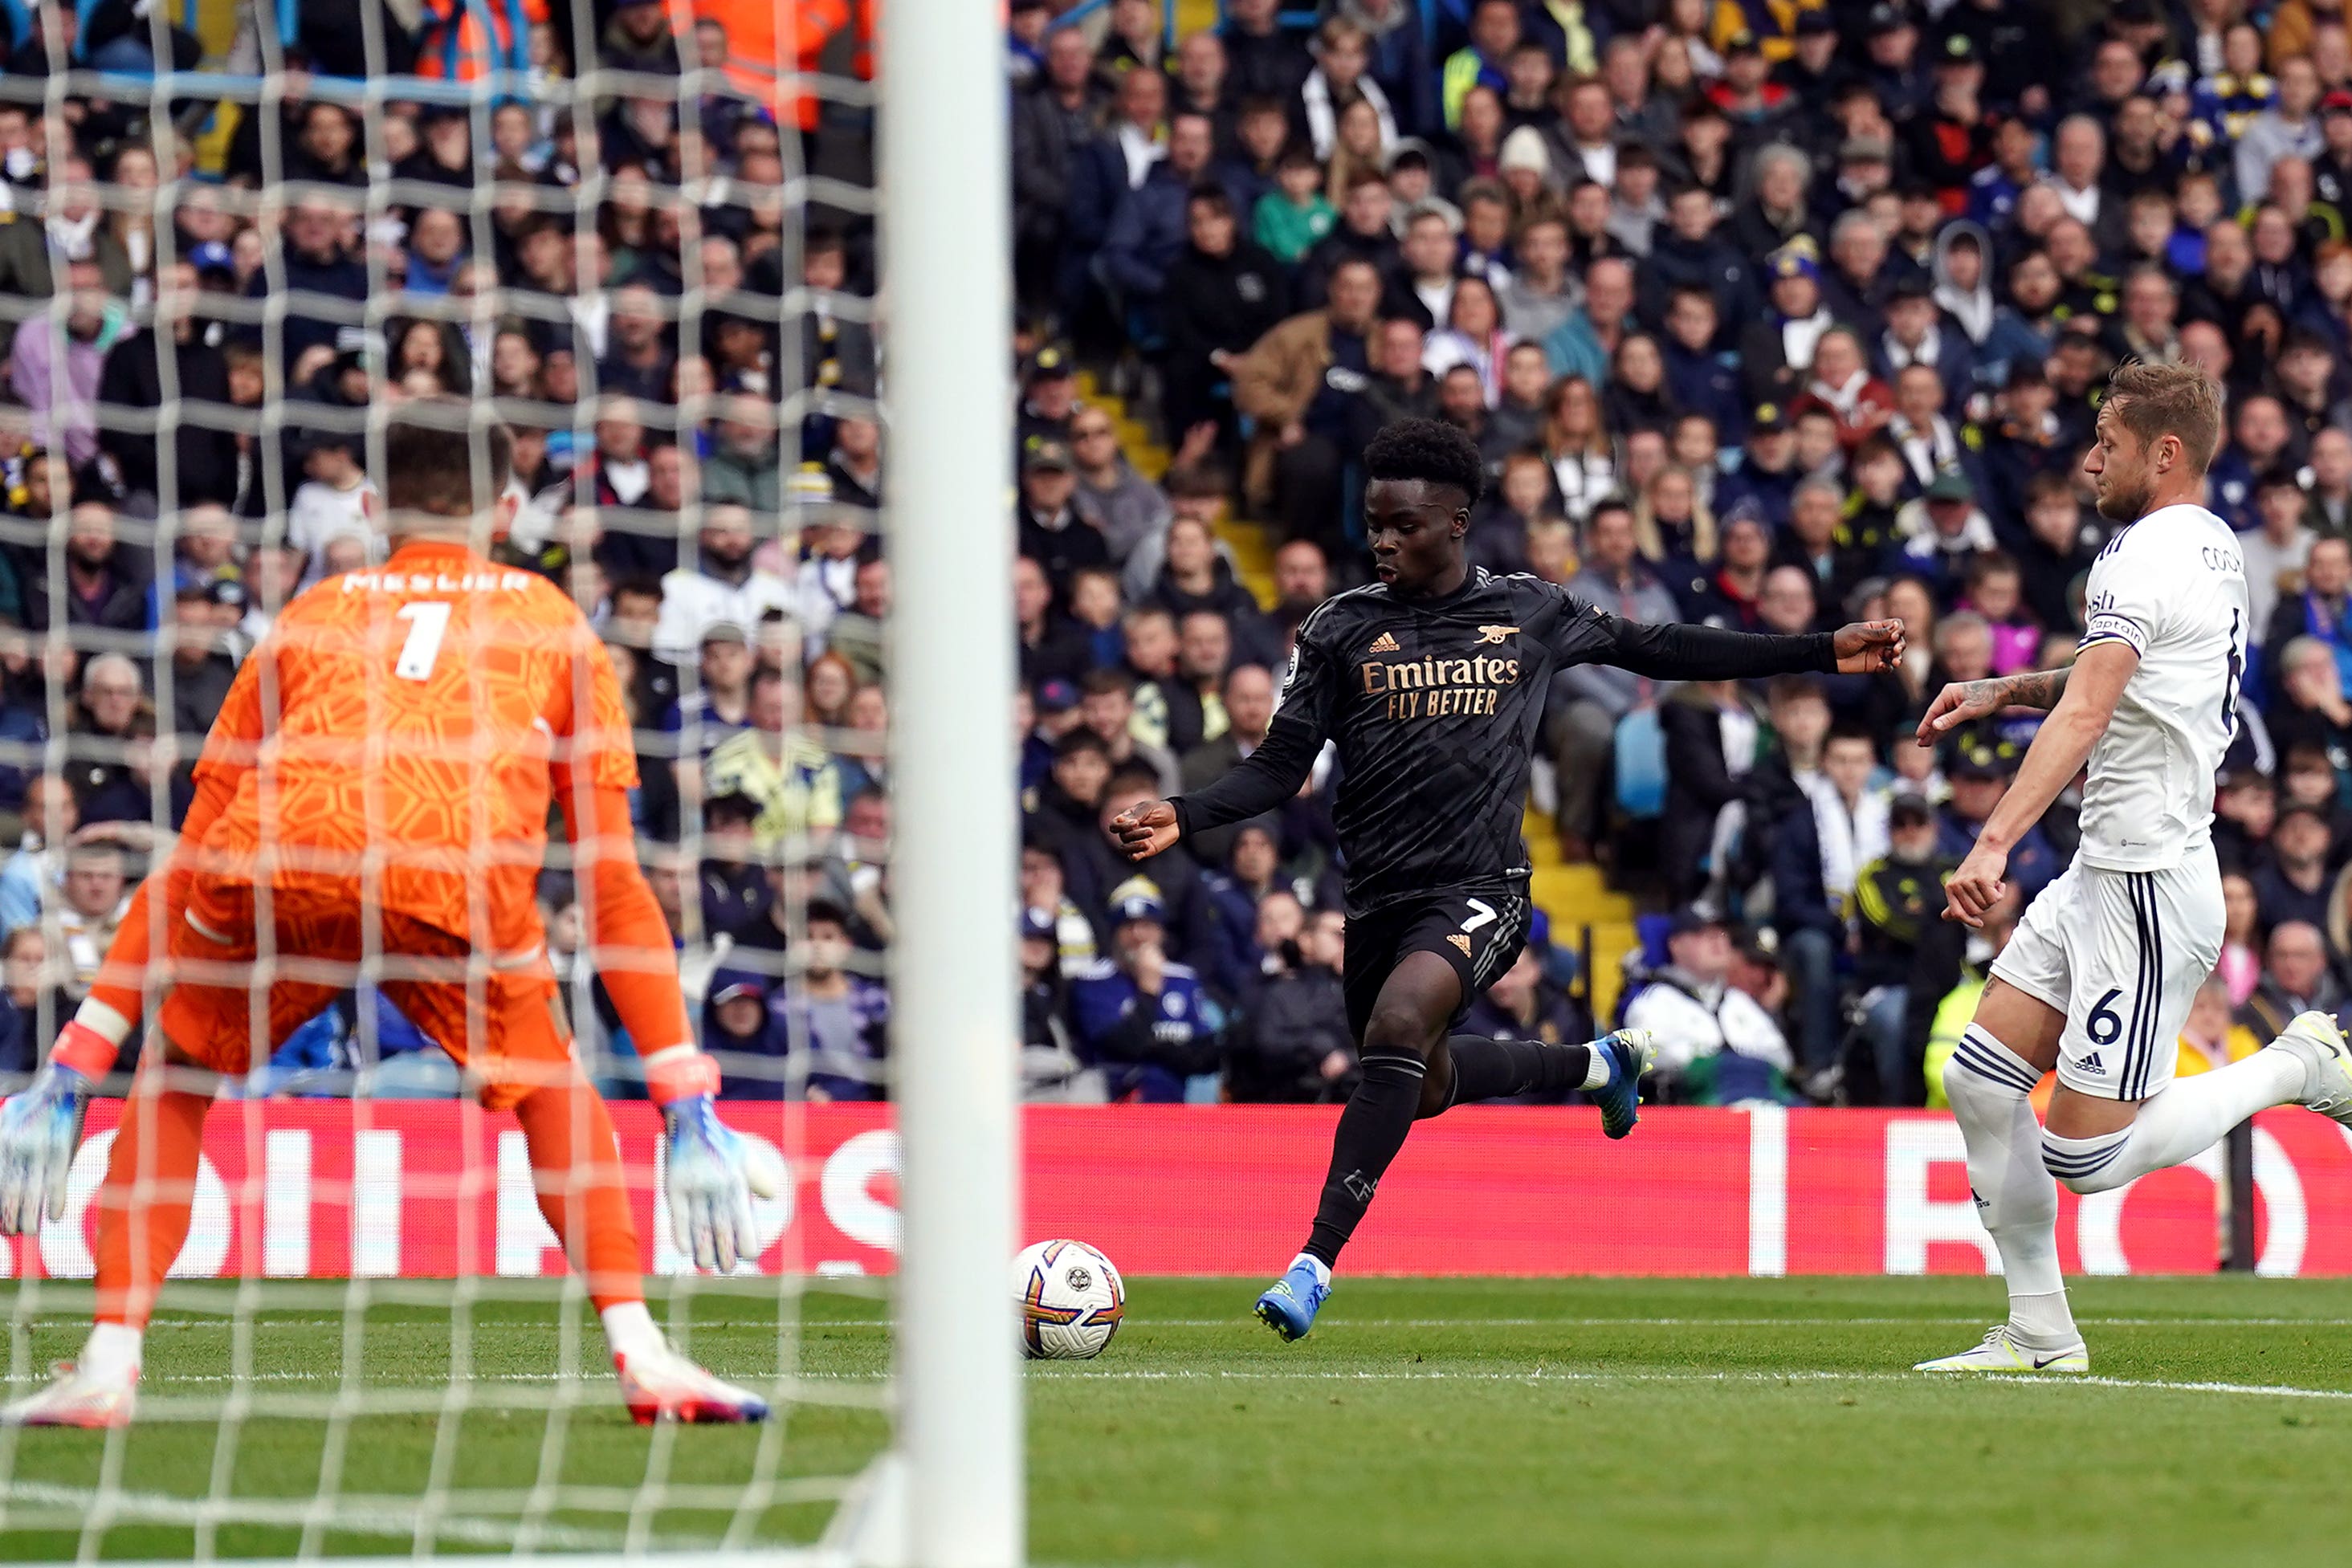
[0,416,774,1429]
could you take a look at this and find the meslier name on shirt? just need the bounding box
[340,571,540,594]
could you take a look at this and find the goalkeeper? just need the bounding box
[0,410,772,1428]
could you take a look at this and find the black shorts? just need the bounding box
[1342,890,1531,1042]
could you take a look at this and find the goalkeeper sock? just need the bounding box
[512,1073,644,1313]
[92,1086,211,1330]
[1302,1053,1424,1267]
[1434,1035,1594,1112]
[600,1301,666,1364]
[79,1321,143,1381]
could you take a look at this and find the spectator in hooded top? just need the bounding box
[1069,407,1177,573]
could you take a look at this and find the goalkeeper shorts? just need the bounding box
[157,874,574,1110]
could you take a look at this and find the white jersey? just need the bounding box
[2073,503,2250,873]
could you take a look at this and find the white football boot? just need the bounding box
[1914,1325,2089,1375]
[2266,1010,2352,1126]
[613,1343,769,1425]
[0,1360,139,1427]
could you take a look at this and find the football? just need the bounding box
[1012,1240,1126,1360]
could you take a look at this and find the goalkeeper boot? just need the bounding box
[1253,1255,1330,1342]
[0,1360,139,1428]
[1591,1028,1659,1141]
[2268,1010,2352,1126]
[1914,1325,2088,1375]
[614,1343,770,1425]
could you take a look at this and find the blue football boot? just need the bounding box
[1592,1028,1659,1140]
[1253,1256,1330,1342]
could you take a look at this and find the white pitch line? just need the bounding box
[1981,1373,2352,1401]
[0,1480,633,1550]
[1010,1367,2352,1400]
[0,1368,636,1388]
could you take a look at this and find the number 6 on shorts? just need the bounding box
[2085,987,2126,1047]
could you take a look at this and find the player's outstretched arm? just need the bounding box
[1915,666,2072,747]
[1112,714,1319,861]
[1119,611,1344,861]
[1588,613,1906,681]
[1942,640,2138,927]
[558,782,780,1271]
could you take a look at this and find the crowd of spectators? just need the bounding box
[1005,0,2352,1107]
[6,0,2352,1111]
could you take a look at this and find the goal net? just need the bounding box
[0,0,1015,1560]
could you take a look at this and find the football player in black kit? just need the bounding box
[1113,420,1906,1340]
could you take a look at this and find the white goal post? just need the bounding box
[876,0,1024,1562]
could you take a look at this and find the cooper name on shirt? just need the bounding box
[1359,653,1521,719]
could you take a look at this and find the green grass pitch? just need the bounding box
[2,1275,2351,1564]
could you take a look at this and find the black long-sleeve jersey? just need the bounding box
[1172,569,1838,916]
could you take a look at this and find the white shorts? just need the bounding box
[1988,846,2224,1102]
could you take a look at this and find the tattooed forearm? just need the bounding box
[1947,667,2069,719]
[1997,667,2069,711]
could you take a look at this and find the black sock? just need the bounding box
[1441,1036,1593,1109]
[1302,1053,1425,1267]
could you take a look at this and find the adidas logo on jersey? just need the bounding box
[1447,933,1472,956]
[1368,632,1400,654]
[2079,1052,2105,1074]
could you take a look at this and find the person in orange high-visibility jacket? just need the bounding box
[696,0,872,129]
[415,0,548,82]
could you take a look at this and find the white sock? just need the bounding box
[2006,1290,2078,1346]
[1580,1045,1612,1091]
[1290,1251,1332,1289]
[2044,1050,2305,1195]
[80,1322,143,1381]
[600,1301,666,1363]
[1942,1025,2075,1345]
